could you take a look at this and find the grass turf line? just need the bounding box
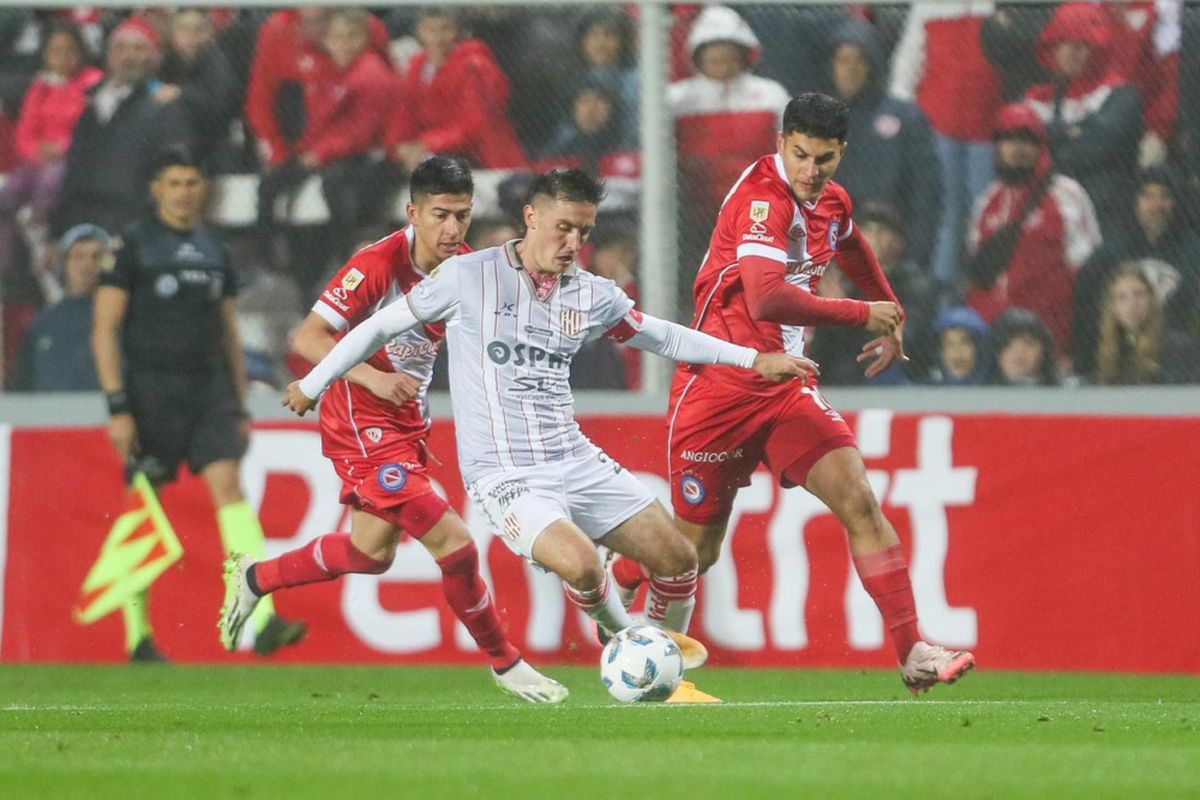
[1,666,1197,799]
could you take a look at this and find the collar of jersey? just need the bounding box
[502,238,579,279]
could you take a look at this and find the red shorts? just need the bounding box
[326,437,437,530]
[667,370,856,524]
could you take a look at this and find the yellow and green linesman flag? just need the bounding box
[73,472,183,624]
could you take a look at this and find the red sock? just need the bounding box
[853,544,920,663]
[611,555,647,591]
[254,533,390,594]
[437,543,521,672]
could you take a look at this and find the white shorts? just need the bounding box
[467,450,656,563]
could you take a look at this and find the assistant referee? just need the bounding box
[91,147,305,661]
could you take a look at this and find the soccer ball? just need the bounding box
[600,625,684,703]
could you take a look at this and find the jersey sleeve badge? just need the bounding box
[341,268,365,291]
[749,201,770,222]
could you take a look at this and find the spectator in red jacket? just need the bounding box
[244,7,388,170]
[965,103,1102,357]
[891,2,1004,286]
[386,8,528,172]
[1024,3,1144,240]
[256,8,395,293]
[0,21,101,277]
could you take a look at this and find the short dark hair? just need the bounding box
[782,92,849,142]
[526,168,606,207]
[410,156,474,201]
[151,146,203,180]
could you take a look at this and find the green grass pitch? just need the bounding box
[2,665,1197,799]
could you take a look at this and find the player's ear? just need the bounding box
[406,201,419,225]
[776,132,786,154]
[523,203,537,231]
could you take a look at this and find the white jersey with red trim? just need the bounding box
[687,153,854,391]
[404,241,635,484]
[312,228,450,456]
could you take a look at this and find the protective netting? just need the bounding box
[1,3,1197,392]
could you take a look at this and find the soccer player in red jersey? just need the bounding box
[218,157,566,702]
[612,93,974,694]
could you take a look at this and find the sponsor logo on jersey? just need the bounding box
[788,223,806,240]
[749,201,770,222]
[829,221,841,250]
[680,475,706,506]
[385,339,439,360]
[322,289,350,312]
[487,341,571,369]
[377,463,408,493]
[154,274,179,298]
[364,427,383,444]
[750,222,769,235]
[681,448,744,463]
[332,287,349,300]
[341,268,365,291]
[487,479,530,510]
[786,260,828,278]
[494,302,517,318]
[560,307,583,337]
[173,242,206,263]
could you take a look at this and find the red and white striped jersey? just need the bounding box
[686,153,854,391]
[311,228,452,456]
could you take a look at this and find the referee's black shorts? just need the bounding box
[127,366,248,483]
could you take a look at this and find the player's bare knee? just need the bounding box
[646,532,698,578]
[697,541,721,574]
[840,482,884,533]
[561,557,605,593]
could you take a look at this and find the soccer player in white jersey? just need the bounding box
[219,157,566,703]
[285,169,816,703]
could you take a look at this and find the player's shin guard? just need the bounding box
[254,533,391,594]
[564,573,634,636]
[645,568,698,634]
[216,500,276,631]
[437,543,521,672]
[853,544,920,663]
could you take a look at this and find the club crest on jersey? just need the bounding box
[561,307,583,337]
[749,201,770,223]
[377,463,408,493]
[828,221,841,250]
[680,475,706,506]
[364,427,383,444]
[341,268,365,291]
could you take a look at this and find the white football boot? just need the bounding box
[900,641,976,695]
[493,659,570,704]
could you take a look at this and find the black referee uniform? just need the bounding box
[100,216,246,483]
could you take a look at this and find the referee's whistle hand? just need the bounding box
[283,381,317,416]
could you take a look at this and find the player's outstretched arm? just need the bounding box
[285,296,425,414]
[608,311,817,383]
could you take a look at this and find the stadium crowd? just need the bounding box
[1,2,1198,392]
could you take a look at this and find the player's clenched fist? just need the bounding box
[751,352,820,383]
[283,381,317,416]
[865,301,902,335]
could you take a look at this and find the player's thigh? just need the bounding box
[467,468,571,567]
[329,444,437,530]
[349,508,404,563]
[530,519,606,588]
[562,450,657,541]
[598,501,697,578]
[668,379,766,526]
[803,445,882,527]
[762,383,857,489]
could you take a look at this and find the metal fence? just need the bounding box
[1,2,1197,395]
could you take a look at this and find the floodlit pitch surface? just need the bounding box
[2,666,1197,798]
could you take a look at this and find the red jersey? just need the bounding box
[311,229,461,457]
[687,153,856,393]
